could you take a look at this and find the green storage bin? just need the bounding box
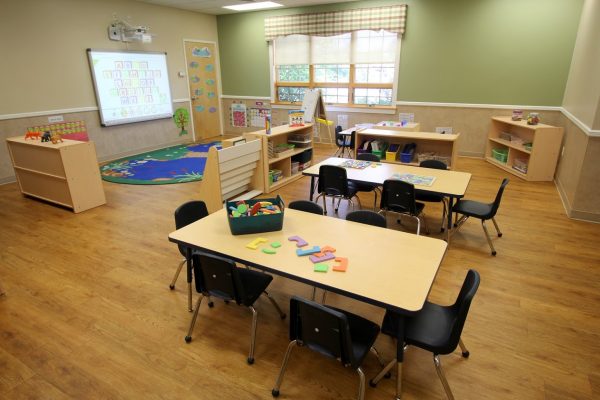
[226,195,285,235]
[492,148,508,164]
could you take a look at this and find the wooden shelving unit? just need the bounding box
[246,123,314,193]
[485,116,564,181]
[6,137,106,213]
[354,129,460,169]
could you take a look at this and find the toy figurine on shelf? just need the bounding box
[24,129,41,140]
[527,112,540,125]
[41,131,51,142]
[50,132,63,144]
[511,109,523,121]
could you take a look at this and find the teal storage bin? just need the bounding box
[226,195,285,235]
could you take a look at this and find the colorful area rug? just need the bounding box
[100,142,221,185]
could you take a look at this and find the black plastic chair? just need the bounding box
[370,270,481,400]
[288,200,324,215]
[172,200,209,311]
[272,296,381,400]
[452,178,509,255]
[346,210,387,228]
[416,159,448,232]
[316,165,361,214]
[379,179,429,235]
[334,127,356,158]
[186,253,286,364]
[354,153,382,210]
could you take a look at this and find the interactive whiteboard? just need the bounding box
[87,49,173,126]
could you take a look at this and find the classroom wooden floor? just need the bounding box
[1,142,599,400]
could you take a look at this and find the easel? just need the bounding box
[301,89,333,145]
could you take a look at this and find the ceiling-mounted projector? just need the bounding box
[108,19,153,43]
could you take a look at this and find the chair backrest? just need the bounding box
[419,159,447,170]
[318,165,350,196]
[289,200,324,215]
[346,210,387,228]
[445,269,480,354]
[380,179,418,215]
[192,253,244,304]
[289,296,356,368]
[357,153,380,162]
[488,178,509,218]
[335,126,345,147]
[175,201,209,256]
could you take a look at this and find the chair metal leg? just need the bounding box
[370,358,396,386]
[491,217,503,237]
[311,286,317,301]
[170,258,186,289]
[420,213,430,235]
[188,281,193,312]
[440,199,448,232]
[272,340,298,397]
[395,360,403,400]
[412,215,421,236]
[247,306,258,364]
[263,291,286,319]
[458,339,470,358]
[370,347,386,369]
[185,294,204,342]
[321,290,328,304]
[433,355,455,400]
[357,367,366,400]
[481,220,497,256]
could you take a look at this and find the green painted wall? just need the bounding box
[217,0,583,106]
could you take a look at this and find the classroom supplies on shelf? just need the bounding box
[288,110,304,126]
[399,143,417,163]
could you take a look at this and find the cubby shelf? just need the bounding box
[485,117,564,181]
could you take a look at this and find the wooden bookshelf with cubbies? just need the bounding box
[485,116,563,181]
[354,129,460,169]
[245,123,314,193]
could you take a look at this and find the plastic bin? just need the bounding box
[512,158,528,173]
[226,195,285,235]
[386,144,400,161]
[291,161,299,175]
[492,148,508,163]
[269,169,283,183]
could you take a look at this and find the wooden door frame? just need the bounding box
[182,39,224,141]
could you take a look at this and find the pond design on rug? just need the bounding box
[100,142,221,185]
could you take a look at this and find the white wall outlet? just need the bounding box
[48,115,64,123]
[436,126,453,134]
[398,113,414,123]
[177,71,186,78]
[108,24,120,41]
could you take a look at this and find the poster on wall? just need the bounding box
[249,108,271,128]
[230,103,247,127]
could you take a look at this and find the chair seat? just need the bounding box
[386,201,425,215]
[453,199,493,219]
[327,306,380,368]
[381,302,455,355]
[237,267,273,306]
[354,182,379,192]
[324,181,359,197]
[415,190,444,203]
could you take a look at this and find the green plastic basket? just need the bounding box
[226,195,285,235]
[492,148,508,164]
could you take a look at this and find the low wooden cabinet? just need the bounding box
[6,137,106,213]
[485,117,564,181]
[355,129,460,169]
[246,123,314,193]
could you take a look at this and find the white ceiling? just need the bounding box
[135,0,358,15]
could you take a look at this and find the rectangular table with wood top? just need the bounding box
[169,208,448,399]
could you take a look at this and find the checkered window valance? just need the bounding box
[264,4,408,41]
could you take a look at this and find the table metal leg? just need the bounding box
[186,247,193,312]
[446,197,455,243]
[395,316,405,400]
[309,176,316,201]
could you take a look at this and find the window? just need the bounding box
[272,30,399,107]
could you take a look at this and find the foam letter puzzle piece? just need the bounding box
[262,248,276,254]
[314,263,329,272]
[270,242,282,248]
[296,246,321,256]
[288,235,308,247]
[246,237,268,250]
[333,257,348,272]
[315,245,336,257]
[309,252,336,263]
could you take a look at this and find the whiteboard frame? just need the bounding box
[86,48,174,127]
